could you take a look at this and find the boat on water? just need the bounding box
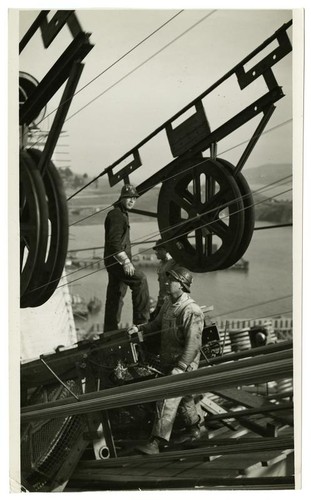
[66,253,102,269]
[228,257,249,271]
[87,296,102,314]
[70,294,89,319]
[132,248,158,267]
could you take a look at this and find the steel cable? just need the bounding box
[25,176,292,295]
[30,184,292,294]
[68,151,292,227]
[23,10,215,152]
[34,10,185,127]
[67,222,294,254]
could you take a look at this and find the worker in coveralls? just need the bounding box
[128,266,204,454]
[150,239,176,320]
[103,184,150,332]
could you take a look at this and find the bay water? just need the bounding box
[68,221,292,333]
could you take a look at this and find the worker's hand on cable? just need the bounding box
[170,366,184,376]
[127,325,139,338]
[123,261,135,276]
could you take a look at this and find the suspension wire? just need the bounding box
[218,118,293,157]
[27,179,292,295]
[254,223,292,231]
[117,180,293,252]
[66,175,293,278]
[68,155,226,224]
[69,169,292,228]
[20,20,294,321]
[27,175,291,293]
[71,186,293,280]
[65,13,218,201]
[22,9,292,203]
[46,305,292,355]
[66,10,217,124]
[68,219,293,254]
[26,10,217,154]
[32,184,291,295]
[69,202,114,226]
[21,10,186,149]
[42,177,285,290]
[68,146,292,227]
[139,307,293,340]
[67,116,292,203]
[213,295,292,319]
[37,10,185,126]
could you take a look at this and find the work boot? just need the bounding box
[173,423,201,444]
[135,437,161,455]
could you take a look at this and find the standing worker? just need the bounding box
[151,239,176,319]
[128,266,204,454]
[103,184,150,332]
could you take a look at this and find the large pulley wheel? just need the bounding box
[21,148,69,308]
[217,158,255,269]
[157,157,245,272]
[20,151,49,300]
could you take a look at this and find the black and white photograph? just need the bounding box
[5,1,307,494]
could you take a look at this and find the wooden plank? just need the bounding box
[213,388,294,427]
[213,387,266,408]
[205,402,293,422]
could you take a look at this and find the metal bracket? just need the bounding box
[104,20,292,189]
[19,10,94,160]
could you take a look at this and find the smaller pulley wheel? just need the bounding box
[157,157,245,272]
[20,151,49,300]
[217,158,255,269]
[21,148,69,308]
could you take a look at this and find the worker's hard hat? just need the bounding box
[166,266,193,292]
[120,184,139,198]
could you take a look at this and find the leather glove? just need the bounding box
[127,325,139,337]
[170,367,184,375]
[123,261,135,276]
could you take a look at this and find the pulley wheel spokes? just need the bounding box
[217,158,255,269]
[20,151,49,299]
[22,148,69,308]
[157,157,245,272]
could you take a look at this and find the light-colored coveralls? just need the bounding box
[141,292,204,442]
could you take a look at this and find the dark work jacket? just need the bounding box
[104,203,131,266]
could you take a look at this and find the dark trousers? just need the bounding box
[104,263,150,332]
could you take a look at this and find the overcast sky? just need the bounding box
[18,8,295,184]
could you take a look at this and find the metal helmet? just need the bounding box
[120,184,139,198]
[166,266,193,292]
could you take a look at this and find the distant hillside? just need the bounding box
[245,163,292,185]
[66,164,292,226]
